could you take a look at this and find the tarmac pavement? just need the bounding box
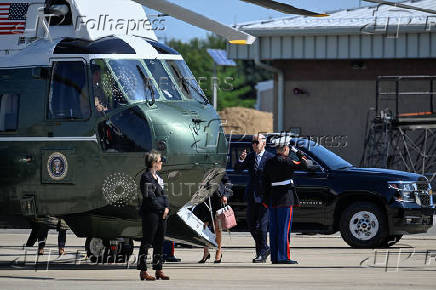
[0,219,436,290]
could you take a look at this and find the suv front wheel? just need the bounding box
[340,202,388,248]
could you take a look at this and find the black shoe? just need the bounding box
[252,255,267,263]
[165,256,181,263]
[277,259,298,264]
[198,253,210,263]
[214,254,222,264]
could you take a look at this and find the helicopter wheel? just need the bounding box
[85,237,107,264]
[86,237,134,264]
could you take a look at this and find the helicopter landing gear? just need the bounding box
[113,238,134,263]
[85,237,134,264]
[85,237,105,263]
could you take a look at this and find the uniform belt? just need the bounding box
[271,179,293,186]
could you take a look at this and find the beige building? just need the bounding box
[228,0,436,164]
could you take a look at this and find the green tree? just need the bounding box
[166,34,271,110]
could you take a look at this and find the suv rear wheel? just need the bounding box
[339,202,388,248]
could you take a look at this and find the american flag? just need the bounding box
[0,2,29,35]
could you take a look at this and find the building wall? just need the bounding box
[258,88,274,112]
[271,59,436,164]
[255,80,274,113]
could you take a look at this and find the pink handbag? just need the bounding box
[216,205,237,230]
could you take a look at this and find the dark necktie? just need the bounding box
[255,154,260,170]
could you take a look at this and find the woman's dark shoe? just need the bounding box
[140,270,155,281]
[214,254,222,264]
[155,270,170,280]
[198,253,210,263]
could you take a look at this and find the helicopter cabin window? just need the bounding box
[0,94,19,132]
[47,61,90,120]
[98,107,152,152]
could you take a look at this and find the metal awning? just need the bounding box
[228,0,436,60]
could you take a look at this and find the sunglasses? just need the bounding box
[251,140,260,145]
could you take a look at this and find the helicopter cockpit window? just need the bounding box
[91,60,127,114]
[98,107,152,152]
[0,94,19,132]
[91,59,158,111]
[47,61,90,120]
[166,60,209,105]
[91,59,188,104]
[108,59,159,102]
[144,59,182,101]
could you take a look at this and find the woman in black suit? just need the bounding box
[137,150,170,281]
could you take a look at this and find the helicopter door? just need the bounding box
[41,59,92,185]
[47,60,90,121]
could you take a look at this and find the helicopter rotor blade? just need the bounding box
[240,0,329,17]
[363,0,436,14]
[131,0,256,45]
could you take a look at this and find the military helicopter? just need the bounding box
[0,0,330,259]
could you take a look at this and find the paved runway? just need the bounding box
[1,222,436,290]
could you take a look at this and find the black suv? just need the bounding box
[226,134,435,248]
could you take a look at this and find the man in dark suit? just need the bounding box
[235,134,274,263]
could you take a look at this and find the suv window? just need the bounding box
[0,93,19,132]
[229,143,252,169]
[48,61,90,120]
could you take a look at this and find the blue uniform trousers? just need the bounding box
[268,206,293,263]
